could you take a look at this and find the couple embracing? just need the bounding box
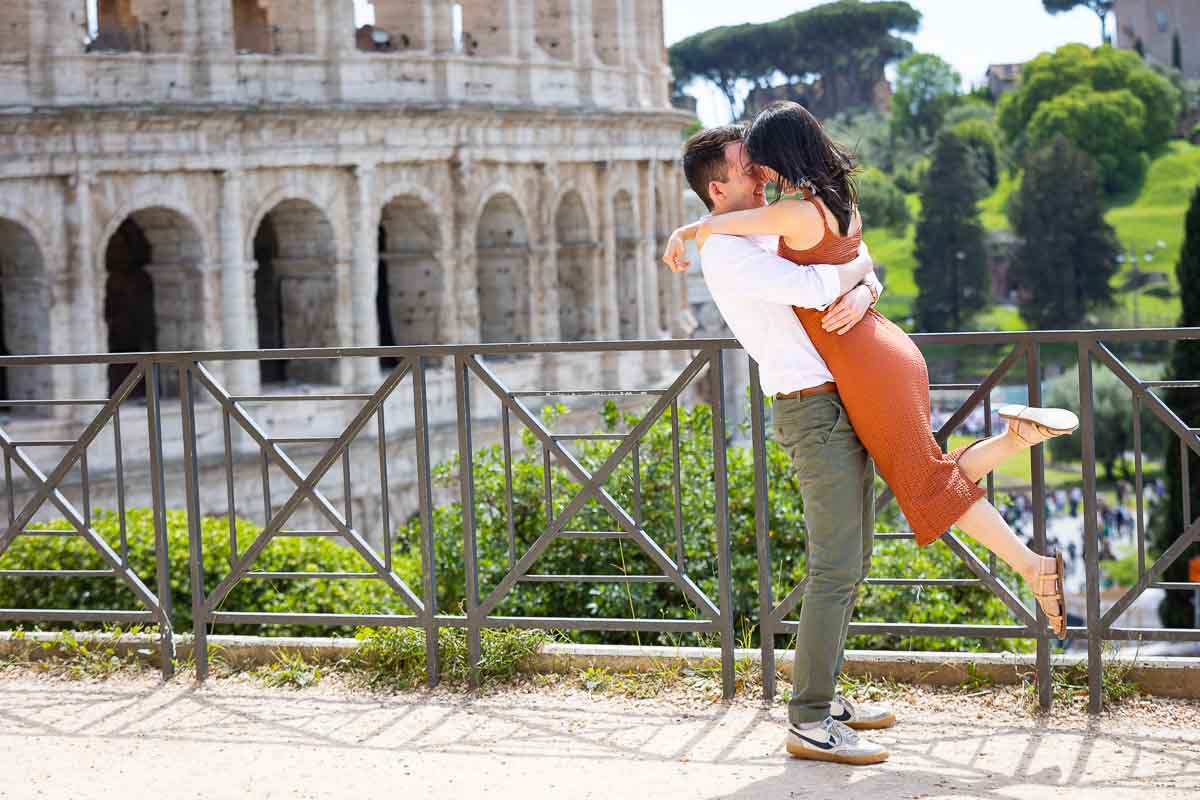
[663,102,1078,766]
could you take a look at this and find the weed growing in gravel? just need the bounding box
[348,626,549,690]
[254,650,322,690]
[1021,642,1142,711]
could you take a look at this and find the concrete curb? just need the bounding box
[3,632,1198,698]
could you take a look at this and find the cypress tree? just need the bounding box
[1154,184,1200,628]
[1008,136,1120,329]
[913,130,990,332]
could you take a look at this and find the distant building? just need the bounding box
[1114,0,1200,79]
[984,63,1023,99]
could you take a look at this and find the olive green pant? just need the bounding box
[771,393,875,726]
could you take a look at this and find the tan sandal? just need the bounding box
[1032,552,1067,639]
[997,405,1079,446]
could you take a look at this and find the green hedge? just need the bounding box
[0,401,1032,652]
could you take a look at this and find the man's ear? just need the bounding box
[708,179,725,206]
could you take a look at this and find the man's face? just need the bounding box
[711,141,766,213]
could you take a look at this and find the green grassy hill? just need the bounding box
[864,141,1200,331]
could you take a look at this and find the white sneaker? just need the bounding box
[785,716,890,765]
[831,693,897,730]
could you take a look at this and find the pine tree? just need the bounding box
[1154,184,1200,628]
[913,130,989,332]
[1008,136,1120,329]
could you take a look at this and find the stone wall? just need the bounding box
[0,0,693,541]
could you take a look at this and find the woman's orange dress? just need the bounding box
[780,191,984,546]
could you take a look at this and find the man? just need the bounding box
[672,125,895,766]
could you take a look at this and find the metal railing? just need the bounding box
[1,329,1199,714]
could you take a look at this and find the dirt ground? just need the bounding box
[0,668,1197,800]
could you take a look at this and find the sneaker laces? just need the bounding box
[830,718,860,745]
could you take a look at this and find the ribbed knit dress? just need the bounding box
[779,190,984,546]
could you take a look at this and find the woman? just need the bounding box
[664,102,1073,637]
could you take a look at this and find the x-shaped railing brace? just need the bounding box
[468,351,722,621]
[189,360,424,617]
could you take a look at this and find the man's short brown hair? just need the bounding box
[682,124,747,211]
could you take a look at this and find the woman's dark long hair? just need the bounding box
[745,101,858,236]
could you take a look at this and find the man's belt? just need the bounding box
[774,381,838,400]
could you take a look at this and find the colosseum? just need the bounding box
[0,1,696,534]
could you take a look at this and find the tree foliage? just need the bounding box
[913,131,990,332]
[997,44,1181,194]
[856,167,911,234]
[890,52,961,145]
[1007,136,1120,329]
[1154,185,1200,628]
[668,1,920,119]
[1041,0,1115,42]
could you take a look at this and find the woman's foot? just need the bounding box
[998,405,1079,447]
[1028,553,1067,638]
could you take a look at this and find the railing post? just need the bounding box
[709,346,736,699]
[1077,342,1103,713]
[455,355,482,687]
[178,361,208,681]
[144,361,175,678]
[1025,344,1051,709]
[412,354,441,686]
[748,358,774,700]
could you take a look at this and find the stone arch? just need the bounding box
[233,0,316,55]
[554,190,596,341]
[613,189,639,339]
[102,206,206,394]
[87,0,185,54]
[475,192,530,344]
[377,193,443,365]
[534,0,573,61]
[360,1,425,51]
[251,198,340,384]
[0,217,50,407]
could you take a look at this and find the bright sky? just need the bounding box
[663,0,1104,124]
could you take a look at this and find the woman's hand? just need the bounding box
[821,284,873,335]
[661,220,703,272]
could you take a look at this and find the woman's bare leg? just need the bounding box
[954,431,1026,484]
[953,498,1062,630]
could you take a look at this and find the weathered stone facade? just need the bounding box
[0,1,693,538]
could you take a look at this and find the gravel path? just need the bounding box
[1,670,1197,799]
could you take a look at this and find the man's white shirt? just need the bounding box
[698,234,882,397]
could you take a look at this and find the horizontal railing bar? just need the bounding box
[875,533,916,540]
[438,615,718,633]
[229,394,374,402]
[0,399,111,406]
[1143,380,1200,389]
[0,569,115,577]
[509,390,668,398]
[930,383,982,390]
[11,529,79,537]
[211,612,421,627]
[772,621,1036,637]
[243,571,378,580]
[267,436,341,444]
[550,433,629,441]
[864,578,984,587]
[1105,627,1200,641]
[1149,581,1200,591]
[0,609,156,623]
[559,531,631,539]
[274,530,341,538]
[5,327,1200,367]
[520,574,672,583]
[8,440,78,447]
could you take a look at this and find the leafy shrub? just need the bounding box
[1,402,1033,653]
[856,167,912,234]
